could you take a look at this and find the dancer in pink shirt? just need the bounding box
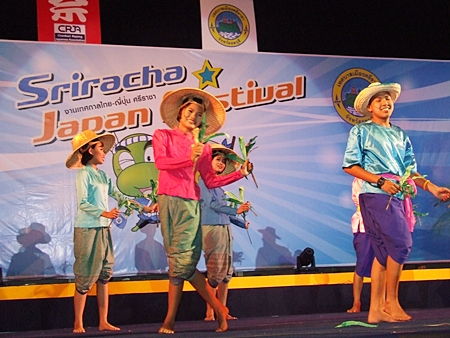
[153,88,253,334]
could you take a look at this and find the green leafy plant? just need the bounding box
[192,113,229,169]
[141,179,159,227]
[413,204,428,226]
[193,112,229,144]
[111,191,144,217]
[142,179,158,204]
[386,165,425,210]
[223,186,257,243]
[118,199,143,217]
[225,136,258,188]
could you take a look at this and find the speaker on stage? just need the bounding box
[296,247,319,273]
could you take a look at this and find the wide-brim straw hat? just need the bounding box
[210,143,240,176]
[65,130,116,169]
[160,87,226,136]
[354,82,401,115]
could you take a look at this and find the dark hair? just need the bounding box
[80,138,101,165]
[368,91,391,106]
[176,96,206,123]
[182,96,203,105]
[212,150,227,160]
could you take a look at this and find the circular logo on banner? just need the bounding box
[208,4,250,47]
[332,68,380,125]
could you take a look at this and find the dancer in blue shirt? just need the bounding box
[199,144,250,321]
[343,82,450,323]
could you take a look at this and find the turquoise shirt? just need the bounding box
[342,121,417,199]
[74,165,125,228]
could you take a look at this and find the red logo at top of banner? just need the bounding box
[36,0,101,44]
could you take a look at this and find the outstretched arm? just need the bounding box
[411,173,450,201]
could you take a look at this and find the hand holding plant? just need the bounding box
[224,186,257,243]
[386,165,423,210]
[141,179,160,227]
[111,191,144,216]
[192,113,229,169]
[225,136,258,188]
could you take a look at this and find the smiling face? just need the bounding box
[367,91,394,124]
[212,153,227,174]
[178,102,204,133]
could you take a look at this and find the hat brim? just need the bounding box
[354,82,401,115]
[65,133,116,169]
[257,228,281,239]
[210,143,240,175]
[160,87,226,136]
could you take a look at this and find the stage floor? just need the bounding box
[2,308,450,338]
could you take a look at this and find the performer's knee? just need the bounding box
[76,287,89,295]
[208,278,219,289]
[169,276,184,286]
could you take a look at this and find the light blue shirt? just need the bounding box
[74,165,125,228]
[342,121,417,199]
[199,178,246,228]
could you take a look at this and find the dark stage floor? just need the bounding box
[2,308,450,338]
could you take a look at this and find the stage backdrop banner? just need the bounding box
[1,40,450,280]
[200,0,258,52]
[37,0,101,43]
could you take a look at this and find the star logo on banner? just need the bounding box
[192,60,223,90]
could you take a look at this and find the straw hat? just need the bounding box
[65,130,116,169]
[354,82,401,115]
[160,87,226,136]
[210,143,240,175]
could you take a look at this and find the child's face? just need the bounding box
[88,142,106,165]
[178,102,204,132]
[212,154,227,174]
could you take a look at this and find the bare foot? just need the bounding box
[205,314,236,321]
[385,302,412,321]
[158,327,175,334]
[215,305,229,332]
[347,302,361,313]
[368,309,398,324]
[99,322,120,331]
[73,326,85,334]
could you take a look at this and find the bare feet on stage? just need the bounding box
[158,318,175,334]
[216,305,229,332]
[158,326,175,334]
[368,309,398,324]
[368,304,411,324]
[73,326,85,334]
[384,301,412,321]
[99,322,120,331]
[204,314,237,321]
[347,301,361,313]
[73,322,120,334]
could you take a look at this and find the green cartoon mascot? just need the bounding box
[111,133,159,231]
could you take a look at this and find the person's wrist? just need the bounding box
[376,177,386,188]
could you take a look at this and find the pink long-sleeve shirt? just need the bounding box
[153,128,243,200]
